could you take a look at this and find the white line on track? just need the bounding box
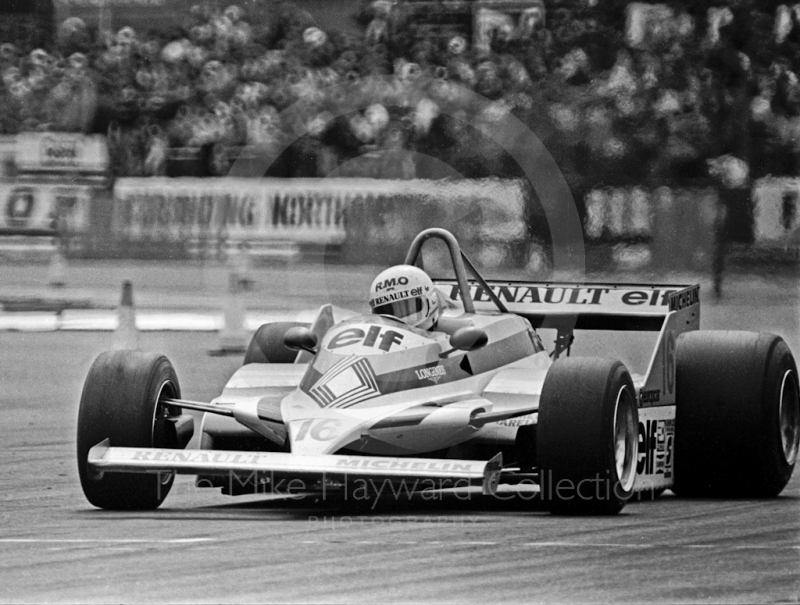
[0,538,215,544]
[299,540,800,550]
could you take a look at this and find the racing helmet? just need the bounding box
[368,265,440,330]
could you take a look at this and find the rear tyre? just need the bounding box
[673,331,799,497]
[243,322,308,364]
[77,351,182,510]
[537,358,639,515]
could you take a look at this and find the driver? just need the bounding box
[368,265,441,331]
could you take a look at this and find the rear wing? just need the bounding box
[433,281,700,332]
[435,279,700,412]
[406,230,697,413]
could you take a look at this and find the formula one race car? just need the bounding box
[77,228,800,515]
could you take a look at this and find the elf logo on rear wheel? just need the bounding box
[637,418,675,477]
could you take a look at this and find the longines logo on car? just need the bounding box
[415,366,447,383]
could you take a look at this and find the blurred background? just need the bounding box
[0,0,797,286]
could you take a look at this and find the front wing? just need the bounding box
[87,440,503,495]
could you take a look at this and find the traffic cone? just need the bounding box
[47,245,67,288]
[113,280,139,350]
[210,270,248,355]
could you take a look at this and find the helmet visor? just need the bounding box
[373,297,426,322]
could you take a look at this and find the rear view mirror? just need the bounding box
[449,326,488,352]
[284,327,318,354]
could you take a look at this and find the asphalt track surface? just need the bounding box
[0,263,798,603]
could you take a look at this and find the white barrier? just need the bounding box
[583,186,719,271]
[585,187,653,239]
[338,178,529,268]
[584,187,717,240]
[113,177,350,248]
[15,133,108,175]
[0,181,92,235]
[112,178,528,261]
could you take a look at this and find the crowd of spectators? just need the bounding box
[0,0,799,199]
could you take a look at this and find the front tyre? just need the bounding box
[77,351,183,510]
[673,331,799,497]
[537,358,639,515]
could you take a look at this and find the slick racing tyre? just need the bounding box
[537,358,639,515]
[244,322,309,364]
[673,331,799,497]
[77,351,184,510]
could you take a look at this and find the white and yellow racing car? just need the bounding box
[77,228,800,515]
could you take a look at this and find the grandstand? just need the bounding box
[0,0,54,50]
[0,1,798,204]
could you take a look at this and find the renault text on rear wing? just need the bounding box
[433,281,700,331]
